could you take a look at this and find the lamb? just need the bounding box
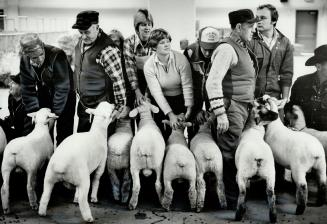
[128,100,165,210]
[1,108,57,214]
[288,104,327,154]
[234,101,278,223]
[161,120,197,211]
[0,126,6,154]
[107,107,133,204]
[38,102,115,222]
[189,111,226,212]
[263,96,326,215]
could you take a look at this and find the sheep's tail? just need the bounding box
[254,158,263,168]
[142,169,153,177]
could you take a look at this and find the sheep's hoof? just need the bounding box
[90,197,98,203]
[220,200,228,209]
[196,207,202,213]
[73,197,78,204]
[31,204,38,210]
[38,210,46,217]
[295,204,305,215]
[128,202,136,210]
[121,195,129,204]
[3,208,10,215]
[269,210,277,223]
[235,206,246,221]
[84,216,94,223]
[162,204,170,212]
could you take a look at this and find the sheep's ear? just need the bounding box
[85,108,95,115]
[184,122,193,127]
[48,113,59,120]
[27,112,37,124]
[129,108,139,118]
[150,104,159,113]
[162,120,170,125]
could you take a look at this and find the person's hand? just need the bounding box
[109,109,120,122]
[168,112,179,130]
[184,106,193,121]
[277,98,288,109]
[216,113,229,134]
[135,88,146,105]
[177,113,186,122]
[195,111,206,124]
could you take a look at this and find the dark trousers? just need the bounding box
[77,101,116,138]
[151,94,186,141]
[214,99,250,205]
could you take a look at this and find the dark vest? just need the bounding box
[221,38,257,102]
[74,31,116,107]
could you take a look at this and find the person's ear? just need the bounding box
[235,23,242,32]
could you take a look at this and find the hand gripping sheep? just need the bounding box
[1,108,57,214]
[263,96,327,215]
[107,106,133,204]
[288,104,327,155]
[38,102,115,222]
[234,100,278,223]
[161,120,197,211]
[189,111,227,212]
[128,101,165,210]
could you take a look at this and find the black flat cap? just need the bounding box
[72,10,99,30]
[229,9,260,26]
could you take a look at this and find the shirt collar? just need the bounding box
[230,31,247,48]
[154,51,174,66]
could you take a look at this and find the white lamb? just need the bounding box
[161,120,197,211]
[234,101,278,223]
[1,108,57,214]
[288,104,327,154]
[189,111,226,212]
[128,101,165,210]
[263,96,326,215]
[38,102,115,222]
[0,126,7,154]
[107,107,133,204]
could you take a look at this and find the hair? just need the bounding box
[108,29,124,48]
[148,28,172,48]
[257,4,279,26]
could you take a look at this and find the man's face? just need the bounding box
[9,82,21,98]
[256,7,274,32]
[78,24,99,45]
[27,45,45,67]
[239,22,256,42]
[137,21,152,41]
[200,47,215,59]
[317,61,327,75]
[110,35,121,48]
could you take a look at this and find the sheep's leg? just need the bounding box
[316,159,327,206]
[214,169,227,209]
[108,169,121,202]
[188,178,197,210]
[129,169,140,210]
[196,172,206,212]
[235,175,247,221]
[266,176,277,223]
[90,159,106,203]
[161,180,174,211]
[77,179,93,222]
[38,171,56,216]
[154,166,163,201]
[292,169,307,215]
[73,188,79,203]
[121,168,131,204]
[26,169,38,210]
[1,161,15,214]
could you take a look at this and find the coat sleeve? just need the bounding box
[279,39,294,87]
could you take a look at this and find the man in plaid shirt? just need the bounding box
[124,8,155,105]
[72,10,126,133]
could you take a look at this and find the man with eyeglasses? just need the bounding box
[248,4,293,120]
[19,33,76,146]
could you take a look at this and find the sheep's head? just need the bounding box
[27,108,58,125]
[286,105,306,130]
[85,101,115,123]
[129,100,159,118]
[252,95,279,125]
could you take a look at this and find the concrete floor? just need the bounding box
[1,171,327,224]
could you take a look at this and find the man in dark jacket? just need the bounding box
[19,33,76,146]
[248,4,293,113]
[72,11,126,133]
[0,74,27,142]
[285,45,327,131]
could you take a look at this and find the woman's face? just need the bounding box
[156,38,171,55]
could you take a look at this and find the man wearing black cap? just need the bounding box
[285,45,327,131]
[72,10,126,133]
[19,33,76,146]
[0,74,27,142]
[206,9,259,208]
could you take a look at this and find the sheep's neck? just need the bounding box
[167,129,188,146]
[115,119,132,133]
[198,122,211,134]
[31,123,50,136]
[90,119,109,139]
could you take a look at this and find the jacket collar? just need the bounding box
[230,31,247,48]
